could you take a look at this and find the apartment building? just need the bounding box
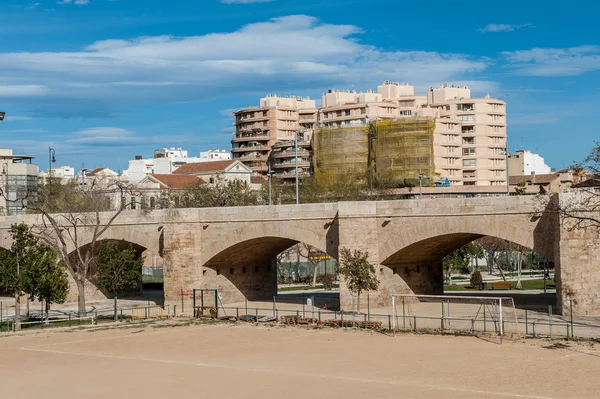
[268,132,312,181]
[231,95,317,175]
[232,81,507,186]
[0,149,38,215]
[424,84,507,186]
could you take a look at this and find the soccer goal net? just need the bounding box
[391,294,519,339]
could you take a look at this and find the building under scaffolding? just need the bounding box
[312,117,435,186]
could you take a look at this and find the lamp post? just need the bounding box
[294,130,299,205]
[267,163,274,205]
[48,147,56,182]
[368,123,377,201]
[280,130,302,205]
[501,147,510,196]
[0,112,5,121]
[419,170,425,199]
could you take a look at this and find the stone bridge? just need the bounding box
[0,195,598,316]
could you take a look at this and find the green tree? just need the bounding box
[0,224,44,330]
[97,242,144,320]
[177,175,258,208]
[514,181,527,196]
[338,247,379,312]
[25,249,69,322]
[442,248,470,285]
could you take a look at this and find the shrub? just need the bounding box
[470,270,483,290]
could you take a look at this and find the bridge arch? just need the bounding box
[373,216,556,299]
[199,222,336,303]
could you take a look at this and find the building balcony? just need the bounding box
[239,154,269,161]
[232,145,271,153]
[271,161,311,169]
[270,151,311,159]
[231,135,271,143]
[274,172,312,179]
[235,115,270,125]
[271,140,311,150]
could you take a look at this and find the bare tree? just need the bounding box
[28,180,140,314]
[535,142,600,232]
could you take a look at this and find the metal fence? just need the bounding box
[202,299,600,341]
[0,304,172,333]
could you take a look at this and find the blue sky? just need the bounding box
[0,0,598,172]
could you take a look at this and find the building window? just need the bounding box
[463,148,476,156]
[457,115,474,122]
[360,108,366,114]
[463,137,475,145]
[457,104,474,112]
[462,126,474,133]
[150,197,155,209]
[121,196,126,209]
[229,268,234,275]
[400,110,412,116]
[345,110,351,116]
[242,267,246,274]
[463,159,476,167]
[131,197,136,210]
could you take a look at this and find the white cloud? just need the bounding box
[221,0,274,3]
[66,127,138,146]
[57,0,90,4]
[0,15,490,115]
[0,85,47,97]
[3,115,33,121]
[479,23,533,33]
[502,45,600,76]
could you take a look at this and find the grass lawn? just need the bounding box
[444,278,556,292]
[278,284,339,292]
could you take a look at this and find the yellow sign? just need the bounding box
[309,255,331,260]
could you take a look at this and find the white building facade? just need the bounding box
[127,147,233,184]
[508,150,552,177]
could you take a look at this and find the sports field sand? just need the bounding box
[0,321,598,399]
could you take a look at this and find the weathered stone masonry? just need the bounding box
[0,194,598,316]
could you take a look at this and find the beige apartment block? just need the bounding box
[232,82,507,186]
[232,95,317,175]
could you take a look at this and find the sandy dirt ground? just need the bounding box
[0,320,599,399]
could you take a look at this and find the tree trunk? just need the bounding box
[26,295,30,319]
[114,293,118,321]
[495,257,508,282]
[311,263,318,287]
[14,293,21,331]
[76,279,86,315]
[356,292,360,313]
[45,300,50,323]
[516,252,523,289]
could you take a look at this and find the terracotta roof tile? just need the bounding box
[88,167,106,175]
[148,174,202,189]
[173,160,236,174]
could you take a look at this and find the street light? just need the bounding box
[368,123,377,201]
[501,147,510,196]
[0,112,5,121]
[48,147,56,181]
[267,163,275,205]
[279,130,302,205]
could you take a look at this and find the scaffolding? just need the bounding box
[313,124,370,185]
[312,117,435,186]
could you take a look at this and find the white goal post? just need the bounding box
[391,294,519,339]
